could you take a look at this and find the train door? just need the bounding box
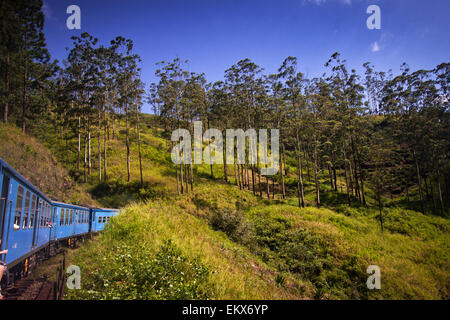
[50,207,57,241]
[0,175,10,261]
[72,210,77,235]
[32,198,41,248]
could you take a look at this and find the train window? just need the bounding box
[107,217,110,224]
[98,216,102,224]
[53,208,56,224]
[103,216,107,223]
[45,204,48,227]
[23,190,31,229]
[70,209,73,225]
[44,204,48,227]
[14,185,24,230]
[47,204,50,227]
[39,200,44,227]
[59,208,63,225]
[29,194,36,228]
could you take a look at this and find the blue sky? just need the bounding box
[42,0,450,113]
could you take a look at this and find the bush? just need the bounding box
[209,208,252,244]
[67,240,214,300]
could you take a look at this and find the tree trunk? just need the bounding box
[296,130,305,208]
[180,163,184,194]
[104,111,107,181]
[77,116,81,170]
[185,164,189,195]
[378,199,384,233]
[436,167,445,216]
[22,62,28,133]
[136,111,143,186]
[280,144,286,199]
[3,54,10,124]
[412,148,425,214]
[98,107,102,182]
[314,140,320,208]
[88,123,91,176]
[125,103,130,182]
[84,123,87,183]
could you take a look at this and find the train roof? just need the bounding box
[0,157,52,203]
[51,201,90,210]
[91,208,120,212]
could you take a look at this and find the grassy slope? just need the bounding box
[0,123,96,206]
[7,116,448,299]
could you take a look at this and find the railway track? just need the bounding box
[2,276,54,300]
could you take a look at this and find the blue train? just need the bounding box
[0,158,119,288]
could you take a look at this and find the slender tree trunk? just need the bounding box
[176,164,181,195]
[251,165,256,196]
[98,107,102,182]
[412,148,425,214]
[3,54,10,124]
[84,122,87,183]
[296,130,305,208]
[313,139,320,208]
[436,168,445,216]
[112,117,116,139]
[234,160,238,186]
[258,169,262,197]
[333,166,338,192]
[136,111,143,186]
[180,163,184,194]
[342,143,351,205]
[305,148,311,182]
[88,123,91,176]
[103,111,107,181]
[271,177,275,199]
[378,198,384,233]
[190,163,194,192]
[22,62,28,133]
[184,164,189,194]
[125,103,130,182]
[280,144,286,199]
[77,117,81,170]
[223,154,228,183]
[328,165,334,190]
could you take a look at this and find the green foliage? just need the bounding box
[67,240,214,300]
[209,208,252,244]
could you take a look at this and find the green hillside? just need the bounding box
[0,123,97,206]
[22,115,447,300]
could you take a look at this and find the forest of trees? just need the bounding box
[1,0,449,226]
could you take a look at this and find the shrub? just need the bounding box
[209,208,252,244]
[67,240,214,300]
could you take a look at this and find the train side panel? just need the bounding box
[0,166,51,267]
[91,208,119,232]
[52,202,90,241]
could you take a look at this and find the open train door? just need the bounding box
[0,174,10,263]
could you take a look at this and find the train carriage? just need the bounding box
[0,157,120,288]
[52,201,91,242]
[91,208,120,232]
[0,158,52,271]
